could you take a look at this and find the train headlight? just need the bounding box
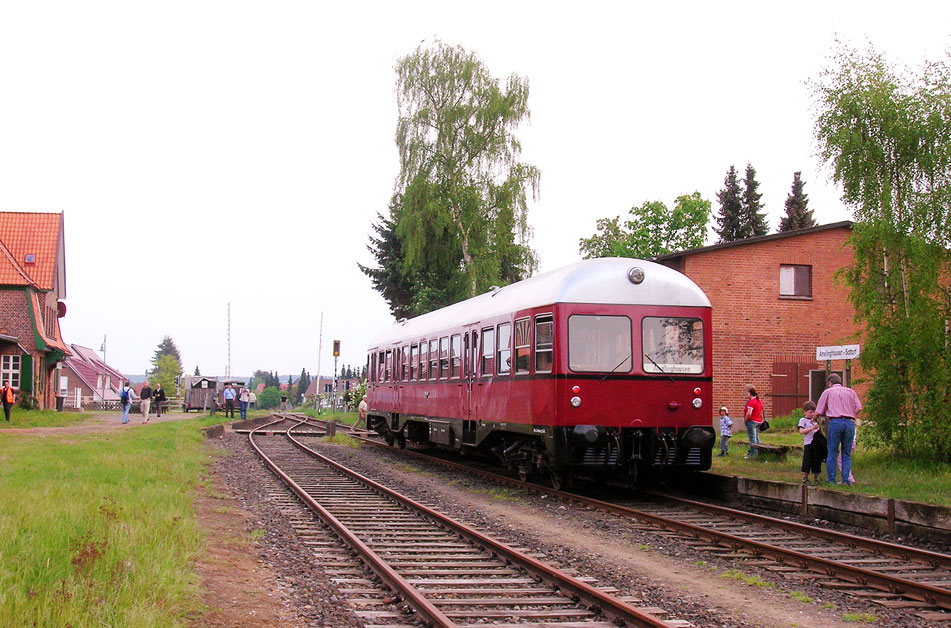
[628,267,645,284]
[692,397,702,409]
[570,396,582,408]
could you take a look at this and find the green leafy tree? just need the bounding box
[295,368,310,405]
[151,336,182,371]
[714,166,744,242]
[385,40,539,314]
[741,163,769,237]
[778,172,816,232]
[194,365,200,376]
[579,193,711,259]
[152,354,180,393]
[257,386,281,410]
[813,43,951,461]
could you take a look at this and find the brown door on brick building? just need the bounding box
[771,361,814,417]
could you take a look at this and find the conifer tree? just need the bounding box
[778,171,816,231]
[714,166,744,242]
[741,163,769,237]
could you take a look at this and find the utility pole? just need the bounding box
[315,311,323,412]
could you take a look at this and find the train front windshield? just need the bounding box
[642,317,704,374]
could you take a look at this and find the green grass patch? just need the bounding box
[317,433,363,448]
[843,612,878,622]
[790,591,813,603]
[0,418,219,626]
[714,415,951,506]
[719,569,775,588]
[0,407,92,429]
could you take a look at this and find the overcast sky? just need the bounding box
[1,1,949,378]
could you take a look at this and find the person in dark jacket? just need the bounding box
[152,383,167,419]
[140,382,153,422]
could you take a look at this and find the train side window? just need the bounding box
[378,351,385,382]
[514,317,531,374]
[481,327,495,376]
[429,339,439,379]
[410,344,418,380]
[439,337,449,379]
[419,342,428,380]
[535,315,554,373]
[402,346,410,381]
[497,322,512,375]
[370,353,377,383]
[450,334,461,378]
[385,350,392,382]
[471,330,479,376]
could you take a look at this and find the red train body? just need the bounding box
[365,258,715,486]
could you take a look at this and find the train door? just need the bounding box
[462,324,479,446]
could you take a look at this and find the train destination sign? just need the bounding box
[816,344,861,361]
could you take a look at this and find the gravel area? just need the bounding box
[210,430,936,627]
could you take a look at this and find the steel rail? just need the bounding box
[295,416,951,611]
[247,417,460,628]
[273,416,673,628]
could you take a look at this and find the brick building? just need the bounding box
[0,212,71,409]
[655,221,863,421]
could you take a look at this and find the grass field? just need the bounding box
[715,414,951,506]
[0,411,231,626]
[0,407,92,429]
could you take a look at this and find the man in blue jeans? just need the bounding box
[816,373,862,485]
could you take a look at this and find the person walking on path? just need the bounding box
[139,382,152,422]
[2,381,15,422]
[743,386,764,459]
[249,391,256,411]
[279,393,288,412]
[239,386,250,419]
[798,401,824,484]
[223,384,236,418]
[119,382,135,424]
[152,383,166,419]
[357,394,369,430]
[817,373,862,485]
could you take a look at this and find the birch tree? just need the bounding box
[394,41,539,312]
[813,43,951,460]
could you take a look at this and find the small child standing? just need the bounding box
[718,406,733,456]
[798,400,823,484]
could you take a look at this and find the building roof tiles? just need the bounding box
[0,212,63,290]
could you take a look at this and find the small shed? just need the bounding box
[182,377,219,412]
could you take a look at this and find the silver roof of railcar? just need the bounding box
[368,257,711,347]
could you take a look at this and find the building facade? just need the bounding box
[656,222,863,420]
[0,212,71,409]
[59,344,126,409]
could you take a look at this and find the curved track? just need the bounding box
[247,415,694,628]
[285,414,951,622]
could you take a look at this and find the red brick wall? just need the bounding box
[0,289,37,354]
[674,226,864,421]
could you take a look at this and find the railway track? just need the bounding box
[278,414,951,623]
[246,416,694,627]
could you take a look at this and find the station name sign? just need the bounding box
[816,344,861,361]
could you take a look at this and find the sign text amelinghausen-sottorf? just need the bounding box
[816,345,861,361]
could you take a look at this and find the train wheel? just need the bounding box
[550,471,572,491]
[396,434,407,449]
[518,466,531,483]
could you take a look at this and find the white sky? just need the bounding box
[1,1,949,378]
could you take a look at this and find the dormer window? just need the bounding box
[24,254,36,264]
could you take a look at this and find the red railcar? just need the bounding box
[365,257,715,487]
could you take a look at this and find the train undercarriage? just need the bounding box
[368,413,716,487]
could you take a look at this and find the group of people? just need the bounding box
[718,373,861,486]
[116,381,166,424]
[222,383,257,419]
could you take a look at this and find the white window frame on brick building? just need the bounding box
[779,264,812,298]
[1,355,21,389]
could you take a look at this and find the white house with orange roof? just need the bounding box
[0,211,71,409]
